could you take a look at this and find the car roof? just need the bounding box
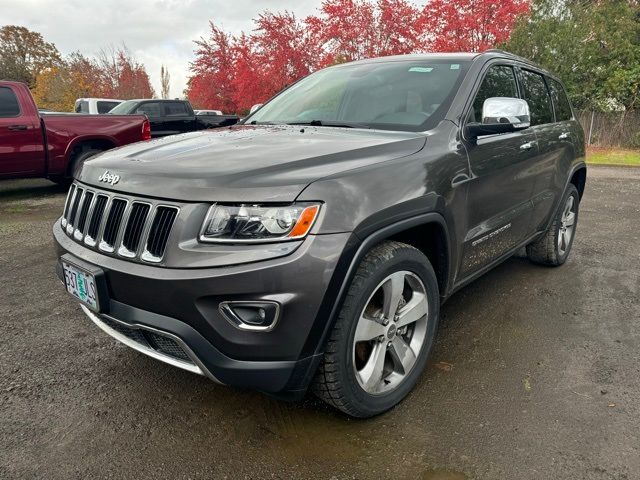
[331,50,554,78]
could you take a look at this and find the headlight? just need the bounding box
[199,203,321,243]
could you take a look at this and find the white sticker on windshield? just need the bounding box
[409,67,433,73]
[450,64,460,70]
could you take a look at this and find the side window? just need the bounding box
[97,101,120,114]
[163,102,189,117]
[75,101,89,113]
[469,65,518,123]
[520,70,554,126]
[136,102,162,118]
[0,87,21,117]
[547,78,573,122]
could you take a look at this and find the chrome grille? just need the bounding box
[61,182,179,264]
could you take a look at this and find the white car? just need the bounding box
[194,109,224,116]
[74,98,124,115]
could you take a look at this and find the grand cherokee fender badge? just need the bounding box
[98,170,120,186]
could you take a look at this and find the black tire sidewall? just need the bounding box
[69,149,102,178]
[336,246,439,416]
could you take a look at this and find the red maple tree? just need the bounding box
[186,0,530,113]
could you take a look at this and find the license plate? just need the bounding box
[63,261,99,311]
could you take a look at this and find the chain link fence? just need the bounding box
[577,110,640,149]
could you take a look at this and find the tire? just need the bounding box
[527,184,580,266]
[68,148,103,179]
[312,241,440,418]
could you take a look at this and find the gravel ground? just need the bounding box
[1,167,639,480]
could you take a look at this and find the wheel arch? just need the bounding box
[65,137,118,176]
[300,212,452,363]
[570,165,587,200]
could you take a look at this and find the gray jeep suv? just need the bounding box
[54,50,586,417]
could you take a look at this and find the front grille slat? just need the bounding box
[75,191,94,237]
[67,187,84,229]
[86,195,108,243]
[144,207,178,261]
[62,184,76,226]
[100,199,127,250]
[64,182,179,264]
[121,203,150,254]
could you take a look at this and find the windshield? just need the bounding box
[108,100,137,114]
[247,59,470,132]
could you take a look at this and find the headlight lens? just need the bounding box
[200,203,321,243]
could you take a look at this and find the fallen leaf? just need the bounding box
[435,361,454,372]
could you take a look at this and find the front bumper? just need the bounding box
[54,220,352,395]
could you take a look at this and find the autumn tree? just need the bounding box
[423,0,530,52]
[0,25,61,87]
[187,0,532,113]
[97,46,155,99]
[160,65,170,99]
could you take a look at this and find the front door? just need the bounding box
[459,64,540,278]
[0,85,41,178]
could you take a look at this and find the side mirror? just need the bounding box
[249,103,263,114]
[466,97,531,139]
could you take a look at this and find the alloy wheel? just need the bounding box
[352,271,429,395]
[558,195,576,256]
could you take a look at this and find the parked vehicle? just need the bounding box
[54,51,586,417]
[0,81,150,183]
[75,98,123,115]
[108,99,238,137]
[195,109,224,116]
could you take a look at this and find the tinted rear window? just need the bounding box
[97,101,121,114]
[164,102,190,116]
[547,78,573,122]
[0,87,21,117]
[520,70,554,126]
[135,102,162,117]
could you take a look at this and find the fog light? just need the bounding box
[218,301,280,332]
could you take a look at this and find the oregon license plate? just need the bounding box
[63,261,99,311]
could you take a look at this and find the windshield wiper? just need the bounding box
[287,120,371,129]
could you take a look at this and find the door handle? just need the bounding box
[520,142,534,151]
[558,132,570,140]
[8,124,28,131]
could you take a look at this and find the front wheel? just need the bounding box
[312,241,439,418]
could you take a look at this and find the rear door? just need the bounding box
[459,63,540,278]
[162,101,196,135]
[0,85,43,177]
[518,69,568,231]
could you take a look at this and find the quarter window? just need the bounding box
[547,78,573,122]
[469,65,518,123]
[0,87,21,117]
[520,70,554,126]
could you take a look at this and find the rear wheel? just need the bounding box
[313,241,439,418]
[68,148,103,178]
[527,184,580,266]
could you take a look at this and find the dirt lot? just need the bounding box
[1,167,639,480]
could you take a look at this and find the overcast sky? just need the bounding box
[1,0,324,98]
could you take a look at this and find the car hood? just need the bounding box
[77,125,426,202]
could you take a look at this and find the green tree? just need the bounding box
[504,0,640,110]
[0,25,61,87]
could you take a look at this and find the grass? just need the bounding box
[587,147,640,167]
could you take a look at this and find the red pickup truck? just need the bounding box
[0,81,150,184]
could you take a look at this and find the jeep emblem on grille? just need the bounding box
[98,170,120,186]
